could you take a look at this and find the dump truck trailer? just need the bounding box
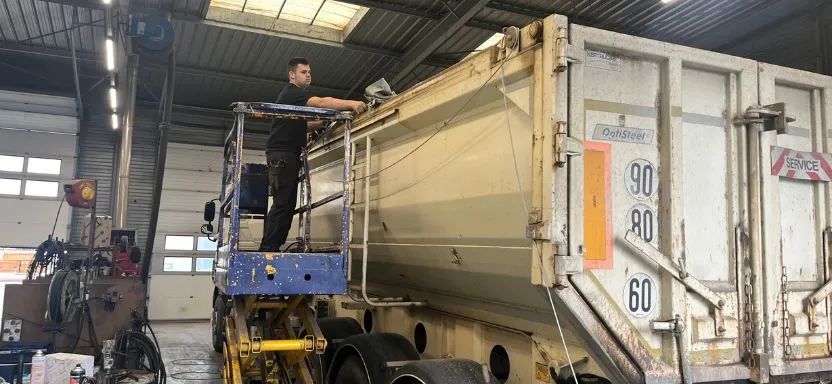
[219,12,832,384]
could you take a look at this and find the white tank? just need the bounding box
[298,14,832,384]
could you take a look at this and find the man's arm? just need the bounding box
[307,96,367,113]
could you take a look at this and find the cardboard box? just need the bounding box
[44,353,94,384]
[80,215,112,248]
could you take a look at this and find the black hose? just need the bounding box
[114,328,166,384]
[50,197,66,238]
[28,238,67,280]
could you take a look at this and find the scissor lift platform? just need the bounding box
[215,250,347,296]
[210,102,354,384]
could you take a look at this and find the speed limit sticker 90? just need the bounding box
[625,159,658,200]
[623,273,657,318]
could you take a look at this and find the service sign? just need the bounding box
[770,146,832,182]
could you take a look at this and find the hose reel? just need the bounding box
[46,269,82,325]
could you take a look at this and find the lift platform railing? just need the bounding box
[217,102,353,284]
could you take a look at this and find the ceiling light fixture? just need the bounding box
[111,113,119,130]
[105,39,115,71]
[109,87,118,110]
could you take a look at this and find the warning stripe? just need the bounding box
[812,152,832,178]
[807,171,821,181]
[771,148,789,174]
[786,169,797,178]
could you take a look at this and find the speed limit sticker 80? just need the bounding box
[623,273,657,318]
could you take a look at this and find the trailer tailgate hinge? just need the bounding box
[554,27,582,72]
[554,120,582,167]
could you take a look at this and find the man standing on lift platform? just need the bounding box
[260,57,368,252]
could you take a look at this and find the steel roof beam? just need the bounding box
[486,0,547,19]
[29,0,463,68]
[390,0,491,85]
[0,42,353,95]
[686,0,814,50]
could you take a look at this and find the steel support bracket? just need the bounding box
[734,103,795,133]
[303,335,315,352]
[554,120,582,167]
[251,336,262,354]
[554,243,581,288]
[526,209,549,240]
[651,315,685,334]
[625,231,727,334]
[807,280,832,332]
[750,353,770,383]
[807,229,832,332]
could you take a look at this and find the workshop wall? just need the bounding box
[69,106,158,256]
[70,96,271,277]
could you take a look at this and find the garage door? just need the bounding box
[0,90,78,248]
[147,143,264,320]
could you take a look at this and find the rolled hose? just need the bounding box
[47,269,80,325]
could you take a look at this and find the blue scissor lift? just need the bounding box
[209,102,353,384]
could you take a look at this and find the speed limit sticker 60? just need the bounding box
[623,273,657,318]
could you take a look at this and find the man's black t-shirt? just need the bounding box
[266,84,311,153]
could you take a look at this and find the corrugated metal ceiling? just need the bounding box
[0,0,823,109]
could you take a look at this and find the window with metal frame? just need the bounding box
[161,235,217,272]
[0,154,64,199]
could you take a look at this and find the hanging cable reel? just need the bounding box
[46,269,82,325]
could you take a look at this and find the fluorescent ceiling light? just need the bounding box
[105,39,115,71]
[109,87,118,110]
[111,113,119,130]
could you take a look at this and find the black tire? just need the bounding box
[212,295,229,353]
[318,318,365,369]
[333,355,370,384]
[389,359,499,384]
[327,333,421,384]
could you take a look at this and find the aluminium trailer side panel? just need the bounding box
[301,14,832,384]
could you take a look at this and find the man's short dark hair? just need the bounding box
[288,57,309,72]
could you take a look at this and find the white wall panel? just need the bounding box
[0,91,77,248]
[147,274,213,320]
[148,143,268,320]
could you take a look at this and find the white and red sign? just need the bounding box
[770,146,832,182]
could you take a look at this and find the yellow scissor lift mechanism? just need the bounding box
[223,296,327,384]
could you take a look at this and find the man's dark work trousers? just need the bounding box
[260,150,301,251]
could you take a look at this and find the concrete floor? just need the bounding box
[151,321,224,383]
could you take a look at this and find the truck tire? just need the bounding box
[389,359,499,384]
[327,333,420,384]
[316,318,365,374]
[333,355,370,384]
[212,295,229,353]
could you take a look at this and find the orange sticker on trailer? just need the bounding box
[584,141,613,269]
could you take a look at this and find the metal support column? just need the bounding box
[114,54,139,228]
[143,49,176,283]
